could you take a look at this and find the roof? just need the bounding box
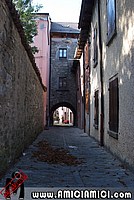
[35,13,50,16]
[51,22,80,34]
[35,13,51,22]
[75,0,94,59]
[78,0,94,29]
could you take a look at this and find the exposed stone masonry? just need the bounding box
[4,0,46,91]
[50,36,78,124]
[0,0,45,173]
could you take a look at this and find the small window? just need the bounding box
[93,26,98,67]
[59,48,67,58]
[109,77,119,133]
[106,0,116,44]
[94,90,99,129]
[40,23,44,29]
[59,77,67,89]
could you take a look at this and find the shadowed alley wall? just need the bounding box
[0,0,45,173]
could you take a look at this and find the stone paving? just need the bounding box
[0,127,134,199]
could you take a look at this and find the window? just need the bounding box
[40,23,44,29]
[59,77,67,89]
[106,0,116,44]
[59,48,67,58]
[93,26,98,67]
[109,77,119,133]
[94,90,99,129]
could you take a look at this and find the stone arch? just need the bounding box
[50,102,77,126]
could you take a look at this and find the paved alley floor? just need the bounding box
[0,127,134,199]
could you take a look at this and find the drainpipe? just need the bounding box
[46,18,51,129]
[88,38,91,136]
[98,0,104,146]
[49,30,52,127]
[83,50,86,132]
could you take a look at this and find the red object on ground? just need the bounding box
[63,120,69,124]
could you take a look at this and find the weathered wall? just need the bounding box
[89,0,134,168]
[50,37,78,124]
[76,55,84,129]
[101,0,134,168]
[0,0,45,173]
[90,1,101,141]
[33,15,51,126]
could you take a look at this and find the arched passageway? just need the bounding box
[53,107,74,126]
[50,102,76,126]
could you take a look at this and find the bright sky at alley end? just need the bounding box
[32,0,82,22]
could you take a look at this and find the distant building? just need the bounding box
[33,13,51,126]
[50,22,79,126]
[53,107,74,125]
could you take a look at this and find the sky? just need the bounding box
[32,0,82,22]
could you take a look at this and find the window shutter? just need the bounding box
[94,90,99,129]
[109,78,119,132]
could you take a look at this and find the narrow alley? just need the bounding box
[1,0,134,199]
[0,127,134,199]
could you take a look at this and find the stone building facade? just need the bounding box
[75,0,134,169]
[0,0,45,173]
[50,22,79,125]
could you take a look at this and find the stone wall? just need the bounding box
[50,37,78,124]
[0,0,45,174]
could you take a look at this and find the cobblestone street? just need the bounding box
[1,0,134,199]
[0,127,134,199]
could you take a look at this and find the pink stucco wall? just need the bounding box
[33,13,51,126]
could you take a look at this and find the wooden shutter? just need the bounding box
[94,90,99,129]
[109,78,119,132]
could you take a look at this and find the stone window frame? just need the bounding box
[106,0,117,46]
[108,75,119,139]
[59,48,67,58]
